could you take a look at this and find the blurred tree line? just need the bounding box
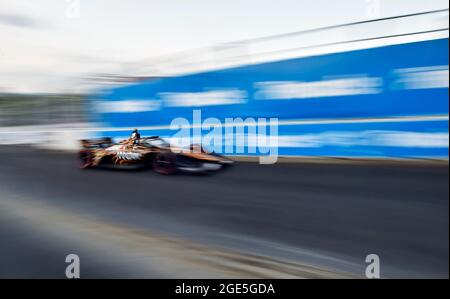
[0,93,87,126]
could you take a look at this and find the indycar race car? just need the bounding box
[78,136,234,175]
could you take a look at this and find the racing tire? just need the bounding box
[152,153,176,175]
[79,151,93,169]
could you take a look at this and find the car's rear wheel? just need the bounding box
[152,153,176,175]
[79,151,93,169]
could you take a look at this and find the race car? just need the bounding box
[78,136,234,175]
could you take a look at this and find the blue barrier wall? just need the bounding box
[91,38,449,158]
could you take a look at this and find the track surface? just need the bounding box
[0,146,448,278]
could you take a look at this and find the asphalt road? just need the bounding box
[0,146,448,278]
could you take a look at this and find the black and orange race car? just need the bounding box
[78,136,233,175]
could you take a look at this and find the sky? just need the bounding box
[0,0,448,93]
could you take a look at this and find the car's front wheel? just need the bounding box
[152,153,176,175]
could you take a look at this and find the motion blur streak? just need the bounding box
[0,146,448,278]
[0,2,448,279]
[0,193,349,279]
